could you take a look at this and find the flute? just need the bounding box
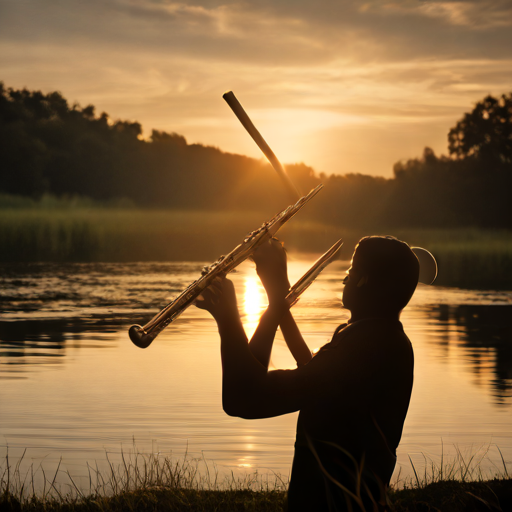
[129,185,323,348]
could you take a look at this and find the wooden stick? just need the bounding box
[223,91,301,201]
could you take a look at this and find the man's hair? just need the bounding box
[353,236,420,310]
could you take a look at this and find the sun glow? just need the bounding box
[242,276,266,339]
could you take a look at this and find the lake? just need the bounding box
[1,258,511,493]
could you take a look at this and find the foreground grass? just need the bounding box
[0,488,287,512]
[0,450,288,512]
[1,202,512,289]
[2,481,512,512]
[2,448,512,512]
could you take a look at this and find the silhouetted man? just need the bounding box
[197,236,418,511]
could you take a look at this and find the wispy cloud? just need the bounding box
[1,0,511,176]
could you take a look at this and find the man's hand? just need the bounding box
[195,276,240,324]
[251,238,291,304]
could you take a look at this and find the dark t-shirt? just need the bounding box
[274,318,414,511]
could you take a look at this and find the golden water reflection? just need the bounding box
[242,275,266,339]
[0,260,511,490]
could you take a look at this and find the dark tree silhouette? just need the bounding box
[0,83,510,229]
[448,93,512,164]
[0,83,287,213]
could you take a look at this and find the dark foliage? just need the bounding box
[1,83,510,229]
[0,83,287,214]
[448,93,512,164]
[389,147,511,229]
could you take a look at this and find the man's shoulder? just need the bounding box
[329,318,410,356]
[335,318,404,340]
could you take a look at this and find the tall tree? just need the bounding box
[448,93,512,165]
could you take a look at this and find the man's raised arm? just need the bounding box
[251,239,312,367]
[196,277,302,418]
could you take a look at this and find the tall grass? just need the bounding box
[0,193,134,209]
[398,443,510,489]
[385,228,512,290]
[0,207,345,263]
[1,445,510,512]
[390,443,512,512]
[1,197,511,289]
[0,447,287,512]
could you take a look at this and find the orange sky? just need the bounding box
[1,0,512,177]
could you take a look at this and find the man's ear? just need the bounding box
[357,275,369,288]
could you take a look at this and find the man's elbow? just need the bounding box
[222,376,272,419]
[222,379,260,418]
[222,398,241,417]
[222,392,263,418]
[222,398,250,418]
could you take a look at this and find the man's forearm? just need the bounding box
[217,315,257,373]
[217,312,267,416]
[248,301,288,369]
[216,310,266,391]
[279,310,312,366]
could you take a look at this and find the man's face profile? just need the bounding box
[341,258,367,312]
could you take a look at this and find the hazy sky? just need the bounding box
[1,0,512,177]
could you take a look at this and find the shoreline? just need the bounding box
[2,478,512,511]
[1,208,511,289]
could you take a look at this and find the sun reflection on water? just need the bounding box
[242,276,266,339]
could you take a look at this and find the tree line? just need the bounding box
[1,82,510,229]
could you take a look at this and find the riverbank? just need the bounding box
[1,203,511,289]
[2,478,512,511]
[2,448,511,512]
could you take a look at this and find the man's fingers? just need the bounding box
[196,276,231,307]
[207,277,224,293]
[252,238,287,267]
[194,294,207,309]
[195,286,216,305]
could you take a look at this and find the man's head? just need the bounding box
[342,236,420,315]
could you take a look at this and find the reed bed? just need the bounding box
[0,207,344,263]
[389,228,512,290]
[1,201,511,289]
[1,445,511,511]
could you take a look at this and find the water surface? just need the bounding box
[1,259,511,490]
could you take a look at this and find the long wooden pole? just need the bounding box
[223,91,301,201]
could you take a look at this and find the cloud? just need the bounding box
[417,0,512,29]
[4,0,512,64]
[1,0,512,176]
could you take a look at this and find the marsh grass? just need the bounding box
[397,443,510,488]
[388,443,512,511]
[0,193,134,210]
[0,447,288,511]
[1,444,511,511]
[1,198,511,289]
[390,228,512,290]
[0,207,344,263]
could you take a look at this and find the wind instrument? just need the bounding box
[129,184,323,349]
[223,91,301,201]
[286,239,344,307]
